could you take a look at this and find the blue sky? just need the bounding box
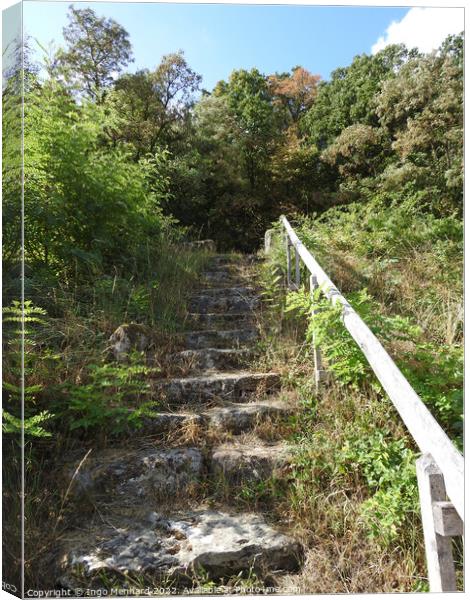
[21,2,451,90]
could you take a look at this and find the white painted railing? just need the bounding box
[265,216,464,592]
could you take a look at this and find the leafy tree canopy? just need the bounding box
[56,5,133,102]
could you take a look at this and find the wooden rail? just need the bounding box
[265,216,464,592]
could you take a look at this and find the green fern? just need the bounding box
[60,354,159,434]
[2,409,53,438]
[2,300,54,438]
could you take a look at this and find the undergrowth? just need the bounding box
[255,208,463,592]
[2,242,213,590]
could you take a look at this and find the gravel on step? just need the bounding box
[192,286,256,298]
[202,271,244,285]
[189,295,259,313]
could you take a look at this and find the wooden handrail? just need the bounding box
[278,215,464,520]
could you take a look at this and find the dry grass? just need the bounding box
[247,256,428,594]
[280,542,422,594]
[273,383,426,593]
[316,242,462,347]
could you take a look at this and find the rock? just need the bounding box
[58,509,302,587]
[108,323,152,360]
[158,371,281,405]
[211,441,291,486]
[64,447,203,501]
[204,399,292,433]
[172,348,251,372]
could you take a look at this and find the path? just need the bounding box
[57,253,303,592]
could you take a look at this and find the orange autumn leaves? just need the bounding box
[268,67,321,123]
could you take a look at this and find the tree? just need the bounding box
[162,94,246,246]
[112,51,201,155]
[376,34,463,213]
[302,44,415,149]
[22,76,169,274]
[268,66,320,125]
[214,68,278,191]
[56,6,133,102]
[321,124,387,181]
[3,37,40,271]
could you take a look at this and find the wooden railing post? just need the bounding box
[295,245,301,289]
[285,234,292,288]
[264,229,274,254]
[416,454,462,592]
[309,275,326,391]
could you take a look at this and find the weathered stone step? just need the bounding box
[157,371,281,405]
[204,398,293,434]
[128,398,291,437]
[172,347,252,372]
[63,447,204,503]
[138,411,204,435]
[181,239,216,252]
[192,286,256,298]
[209,255,239,267]
[189,294,259,313]
[202,270,244,286]
[187,312,255,330]
[211,440,292,486]
[58,509,302,588]
[185,328,258,349]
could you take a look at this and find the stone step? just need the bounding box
[202,270,244,286]
[181,239,216,252]
[63,446,204,503]
[203,398,293,434]
[185,328,258,349]
[209,255,239,267]
[138,411,204,435]
[192,285,256,298]
[172,347,252,372]
[127,398,291,437]
[157,371,281,405]
[211,440,292,487]
[58,509,302,588]
[187,312,255,330]
[63,434,291,507]
[189,294,259,313]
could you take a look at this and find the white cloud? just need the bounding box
[372,7,464,55]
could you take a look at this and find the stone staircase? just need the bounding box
[57,254,302,591]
